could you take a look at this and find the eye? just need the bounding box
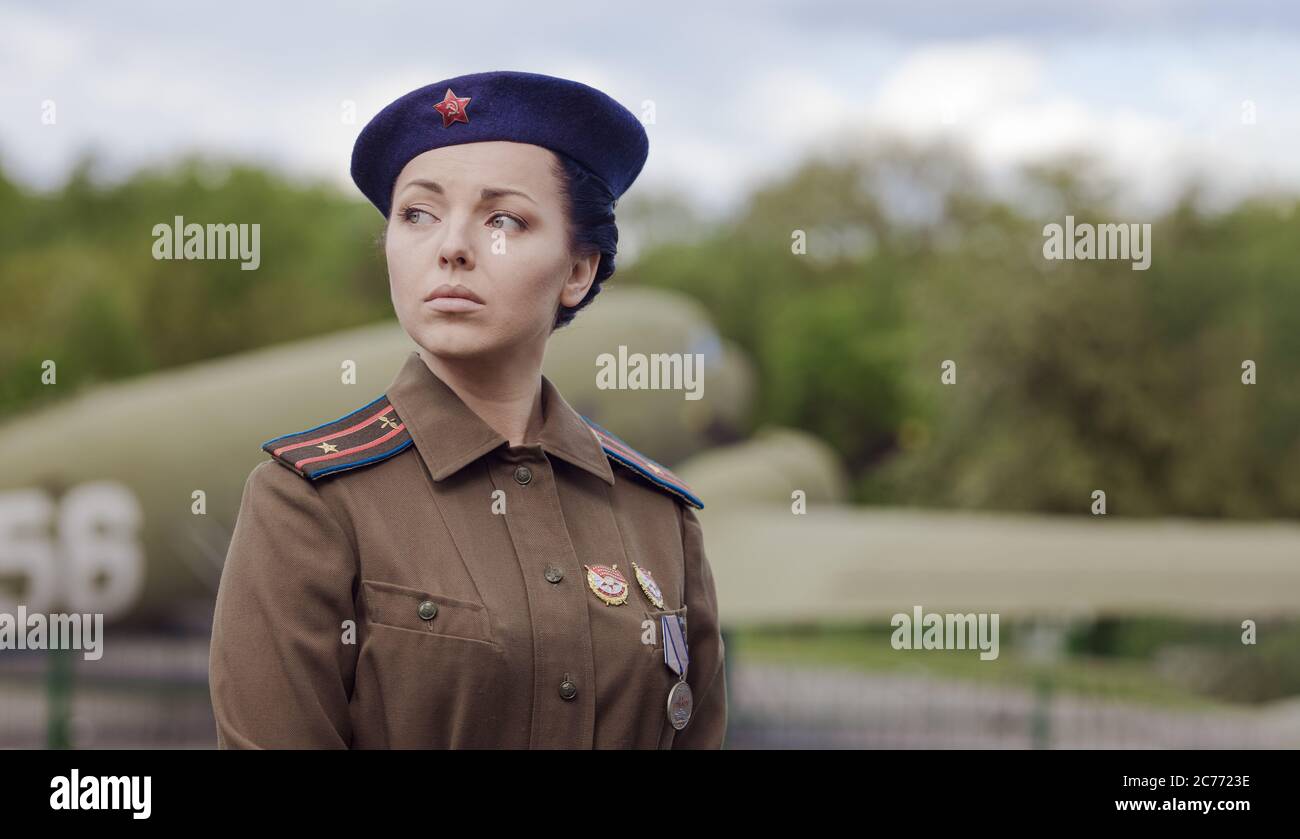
[400,207,437,225]
[486,211,526,232]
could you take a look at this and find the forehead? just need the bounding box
[392,141,560,198]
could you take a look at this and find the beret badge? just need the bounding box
[351,71,650,217]
[433,88,471,127]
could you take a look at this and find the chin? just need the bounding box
[408,320,502,361]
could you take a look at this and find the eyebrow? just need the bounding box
[402,179,536,205]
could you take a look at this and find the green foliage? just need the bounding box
[3,146,1298,518]
[627,148,1300,518]
[0,155,390,415]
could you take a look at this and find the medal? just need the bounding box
[661,613,692,730]
[631,561,664,609]
[667,680,693,730]
[584,564,629,606]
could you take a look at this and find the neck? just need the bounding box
[417,345,546,447]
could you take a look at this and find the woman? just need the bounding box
[208,70,727,748]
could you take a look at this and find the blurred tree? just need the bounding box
[627,146,1300,517]
[3,145,1298,518]
[0,154,390,415]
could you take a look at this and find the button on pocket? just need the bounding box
[363,579,496,647]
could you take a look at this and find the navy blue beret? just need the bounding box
[351,70,650,217]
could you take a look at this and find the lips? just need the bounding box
[424,283,486,314]
[425,284,485,304]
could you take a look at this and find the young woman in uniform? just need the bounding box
[209,71,727,749]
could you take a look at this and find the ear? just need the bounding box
[558,251,601,308]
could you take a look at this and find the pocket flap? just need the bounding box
[362,579,494,645]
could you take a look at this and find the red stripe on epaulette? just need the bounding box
[270,403,399,457]
[262,395,414,481]
[295,422,408,468]
[582,417,703,509]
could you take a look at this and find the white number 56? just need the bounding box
[0,482,144,619]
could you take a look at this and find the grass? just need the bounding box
[726,619,1286,711]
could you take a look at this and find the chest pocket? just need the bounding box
[362,579,497,648]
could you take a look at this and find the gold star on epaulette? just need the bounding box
[262,393,413,481]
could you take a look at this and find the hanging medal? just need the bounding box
[584,564,630,606]
[631,561,665,609]
[661,613,693,730]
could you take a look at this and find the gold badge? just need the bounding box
[584,564,629,606]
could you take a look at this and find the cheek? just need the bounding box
[385,237,423,299]
[493,251,569,325]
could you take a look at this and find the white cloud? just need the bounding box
[2,5,1300,218]
[873,41,1044,135]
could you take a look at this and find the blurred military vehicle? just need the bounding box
[0,286,768,623]
[3,283,1298,630]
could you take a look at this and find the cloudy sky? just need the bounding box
[2,0,1298,215]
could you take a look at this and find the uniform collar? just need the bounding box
[385,351,615,486]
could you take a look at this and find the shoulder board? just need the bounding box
[261,394,413,480]
[582,417,703,510]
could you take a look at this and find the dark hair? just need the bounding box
[376,149,621,329]
[548,150,620,329]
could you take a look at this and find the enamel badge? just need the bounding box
[631,562,665,609]
[584,564,630,606]
[433,88,471,127]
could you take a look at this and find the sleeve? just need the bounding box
[671,503,728,749]
[209,460,360,748]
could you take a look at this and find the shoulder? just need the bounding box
[260,393,413,481]
[582,417,703,510]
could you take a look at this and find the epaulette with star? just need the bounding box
[582,417,703,510]
[262,394,413,480]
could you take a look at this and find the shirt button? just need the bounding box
[544,565,564,584]
[514,465,533,485]
[417,600,438,621]
[558,679,578,700]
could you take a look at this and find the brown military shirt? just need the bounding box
[209,351,727,748]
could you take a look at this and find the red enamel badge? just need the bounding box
[433,88,471,127]
[584,564,630,606]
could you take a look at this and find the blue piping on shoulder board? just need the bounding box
[261,392,390,449]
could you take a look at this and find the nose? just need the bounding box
[436,219,476,271]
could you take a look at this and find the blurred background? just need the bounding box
[1,0,1299,748]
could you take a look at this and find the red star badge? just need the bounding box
[433,88,471,127]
